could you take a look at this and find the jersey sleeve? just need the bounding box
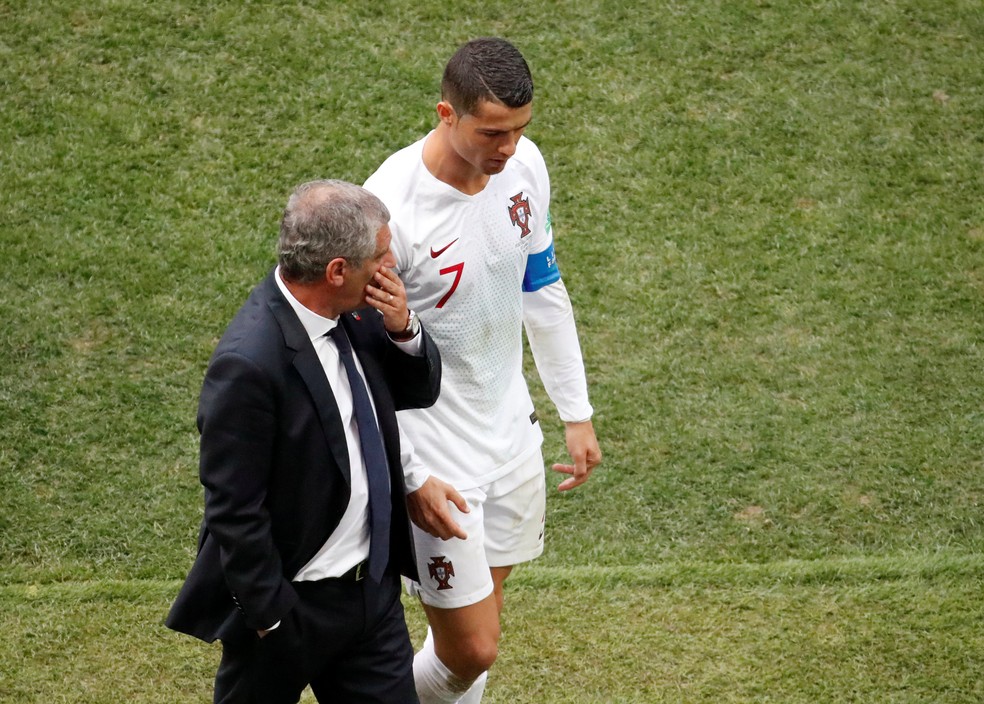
[364,162,413,274]
[399,423,430,493]
[522,139,560,292]
[522,279,594,423]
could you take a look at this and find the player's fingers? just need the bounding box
[443,517,467,541]
[557,476,580,491]
[446,487,470,514]
[437,489,468,538]
[417,512,446,539]
[574,453,588,478]
[552,462,575,491]
[430,504,466,540]
[553,462,588,492]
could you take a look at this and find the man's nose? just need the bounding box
[499,136,518,157]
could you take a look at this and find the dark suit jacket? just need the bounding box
[166,269,440,643]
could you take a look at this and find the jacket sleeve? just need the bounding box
[383,325,442,411]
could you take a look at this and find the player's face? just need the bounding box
[447,99,533,176]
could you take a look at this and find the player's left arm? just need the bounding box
[521,144,600,488]
[523,269,602,491]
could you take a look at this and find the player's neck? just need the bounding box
[423,128,490,196]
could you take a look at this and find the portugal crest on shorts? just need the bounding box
[508,192,532,238]
[428,556,455,590]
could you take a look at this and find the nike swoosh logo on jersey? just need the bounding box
[430,238,459,258]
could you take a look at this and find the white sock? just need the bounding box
[455,670,488,704]
[413,628,475,704]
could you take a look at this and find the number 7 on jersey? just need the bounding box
[436,262,464,309]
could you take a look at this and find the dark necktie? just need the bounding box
[329,325,390,583]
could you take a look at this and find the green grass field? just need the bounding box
[2,1,983,701]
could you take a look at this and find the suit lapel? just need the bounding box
[264,274,352,486]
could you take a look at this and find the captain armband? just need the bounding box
[522,242,561,292]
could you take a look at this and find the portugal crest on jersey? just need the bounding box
[508,192,532,238]
[428,556,455,590]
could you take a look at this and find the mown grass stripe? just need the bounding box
[511,553,984,588]
[3,552,981,601]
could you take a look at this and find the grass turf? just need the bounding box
[2,0,982,700]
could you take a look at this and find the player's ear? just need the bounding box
[436,100,456,125]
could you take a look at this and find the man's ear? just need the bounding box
[436,100,456,126]
[325,258,347,287]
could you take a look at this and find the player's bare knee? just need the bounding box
[470,636,499,674]
[460,644,498,680]
[444,634,499,680]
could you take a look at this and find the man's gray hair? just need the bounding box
[278,180,390,284]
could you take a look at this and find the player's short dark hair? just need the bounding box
[442,37,534,116]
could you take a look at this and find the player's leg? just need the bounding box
[452,451,548,704]
[414,564,512,703]
[454,671,488,704]
[423,593,501,680]
[413,451,546,703]
[410,486,497,703]
[450,565,512,704]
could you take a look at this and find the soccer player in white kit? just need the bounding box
[364,37,602,703]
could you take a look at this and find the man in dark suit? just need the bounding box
[167,180,466,703]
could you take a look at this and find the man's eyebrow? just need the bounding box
[479,118,532,134]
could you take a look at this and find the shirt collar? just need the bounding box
[274,266,338,341]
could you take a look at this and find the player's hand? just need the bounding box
[407,476,469,540]
[365,267,409,334]
[552,419,601,491]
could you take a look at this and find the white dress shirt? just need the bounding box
[273,267,424,581]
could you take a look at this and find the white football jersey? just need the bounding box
[365,134,554,489]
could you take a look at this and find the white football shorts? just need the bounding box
[407,449,546,609]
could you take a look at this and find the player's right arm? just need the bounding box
[407,476,470,541]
